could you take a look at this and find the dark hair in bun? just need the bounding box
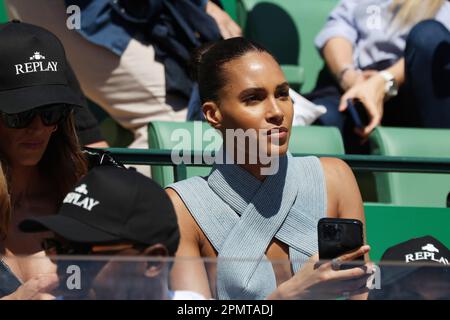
[191,37,273,104]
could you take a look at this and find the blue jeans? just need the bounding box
[308,20,450,153]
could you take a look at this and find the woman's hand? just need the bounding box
[339,73,386,138]
[272,245,374,300]
[1,273,59,300]
[206,1,242,39]
[340,69,378,92]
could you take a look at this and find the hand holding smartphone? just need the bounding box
[318,218,365,269]
[346,99,370,130]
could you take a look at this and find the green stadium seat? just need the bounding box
[365,204,450,261]
[0,0,8,23]
[369,127,450,207]
[148,121,345,186]
[148,121,222,187]
[289,125,344,155]
[236,0,338,93]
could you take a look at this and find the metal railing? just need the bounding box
[107,148,450,182]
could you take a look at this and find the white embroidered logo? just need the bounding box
[422,244,439,253]
[14,51,58,75]
[404,243,449,265]
[63,183,100,212]
[29,52,46,60]
[75,184,88,195]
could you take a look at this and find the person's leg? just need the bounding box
[307,67,346,131]
[5,0,187,151]
[312,95,344,130]
[404,20,450,128]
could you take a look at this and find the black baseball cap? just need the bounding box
[369,236,449,299]
[0,20,86,114]
[19,166,180,255]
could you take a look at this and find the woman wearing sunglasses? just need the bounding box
[0,21,88,299]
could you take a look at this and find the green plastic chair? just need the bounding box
[236,0,338,93]
[148,121,222,187]
[369,127,450,207]
[0,0,8,23]
[148,121,345,186]
[364,204,450,261]
[289,125,344,155]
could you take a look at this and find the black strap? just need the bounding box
[82,147,126,170]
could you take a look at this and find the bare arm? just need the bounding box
[322,37,355,81]
[266,158,373,300]
[321,158,365,224]
[321,157,368,259]
[321,157,370,300]
[322,38,376,91]
[166,188,213,299]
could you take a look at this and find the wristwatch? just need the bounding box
[379,71,398,99]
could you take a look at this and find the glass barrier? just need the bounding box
[1,255,448,300]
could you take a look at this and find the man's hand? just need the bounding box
[206,1,242,39]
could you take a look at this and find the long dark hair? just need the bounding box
[1,111,88,206]
[192,37,275,104]
[0,163,9,240]
[38,111,88,200]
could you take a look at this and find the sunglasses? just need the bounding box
[0,104,73,129]
[41,238,147,256]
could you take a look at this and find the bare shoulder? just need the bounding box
[165,188,203,251]
[319,157,363,219]
[319,157,354,182]
[166,188,213,297]
[165,187,189,217]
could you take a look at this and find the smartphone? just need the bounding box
[346,99,369,129]
[318,218,364,265]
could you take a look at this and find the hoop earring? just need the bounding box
[52,125,58,132]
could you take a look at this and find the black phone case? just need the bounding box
[347,99,370,129]
[318,218,364,261]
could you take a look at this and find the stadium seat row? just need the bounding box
[149,121,450,209]
[1,0,449,260]
[2,0,449,209]
[148,121,450,260]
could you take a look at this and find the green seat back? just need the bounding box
[365,204,450,261]
[1,0,8,22]
[290,125,381,202]
[148,121,222,187]
[148,121,345,186]
[370,127,450,207]
[236,0,338,93]
[289,125,344,154]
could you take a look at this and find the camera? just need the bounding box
[322,224,341,241]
